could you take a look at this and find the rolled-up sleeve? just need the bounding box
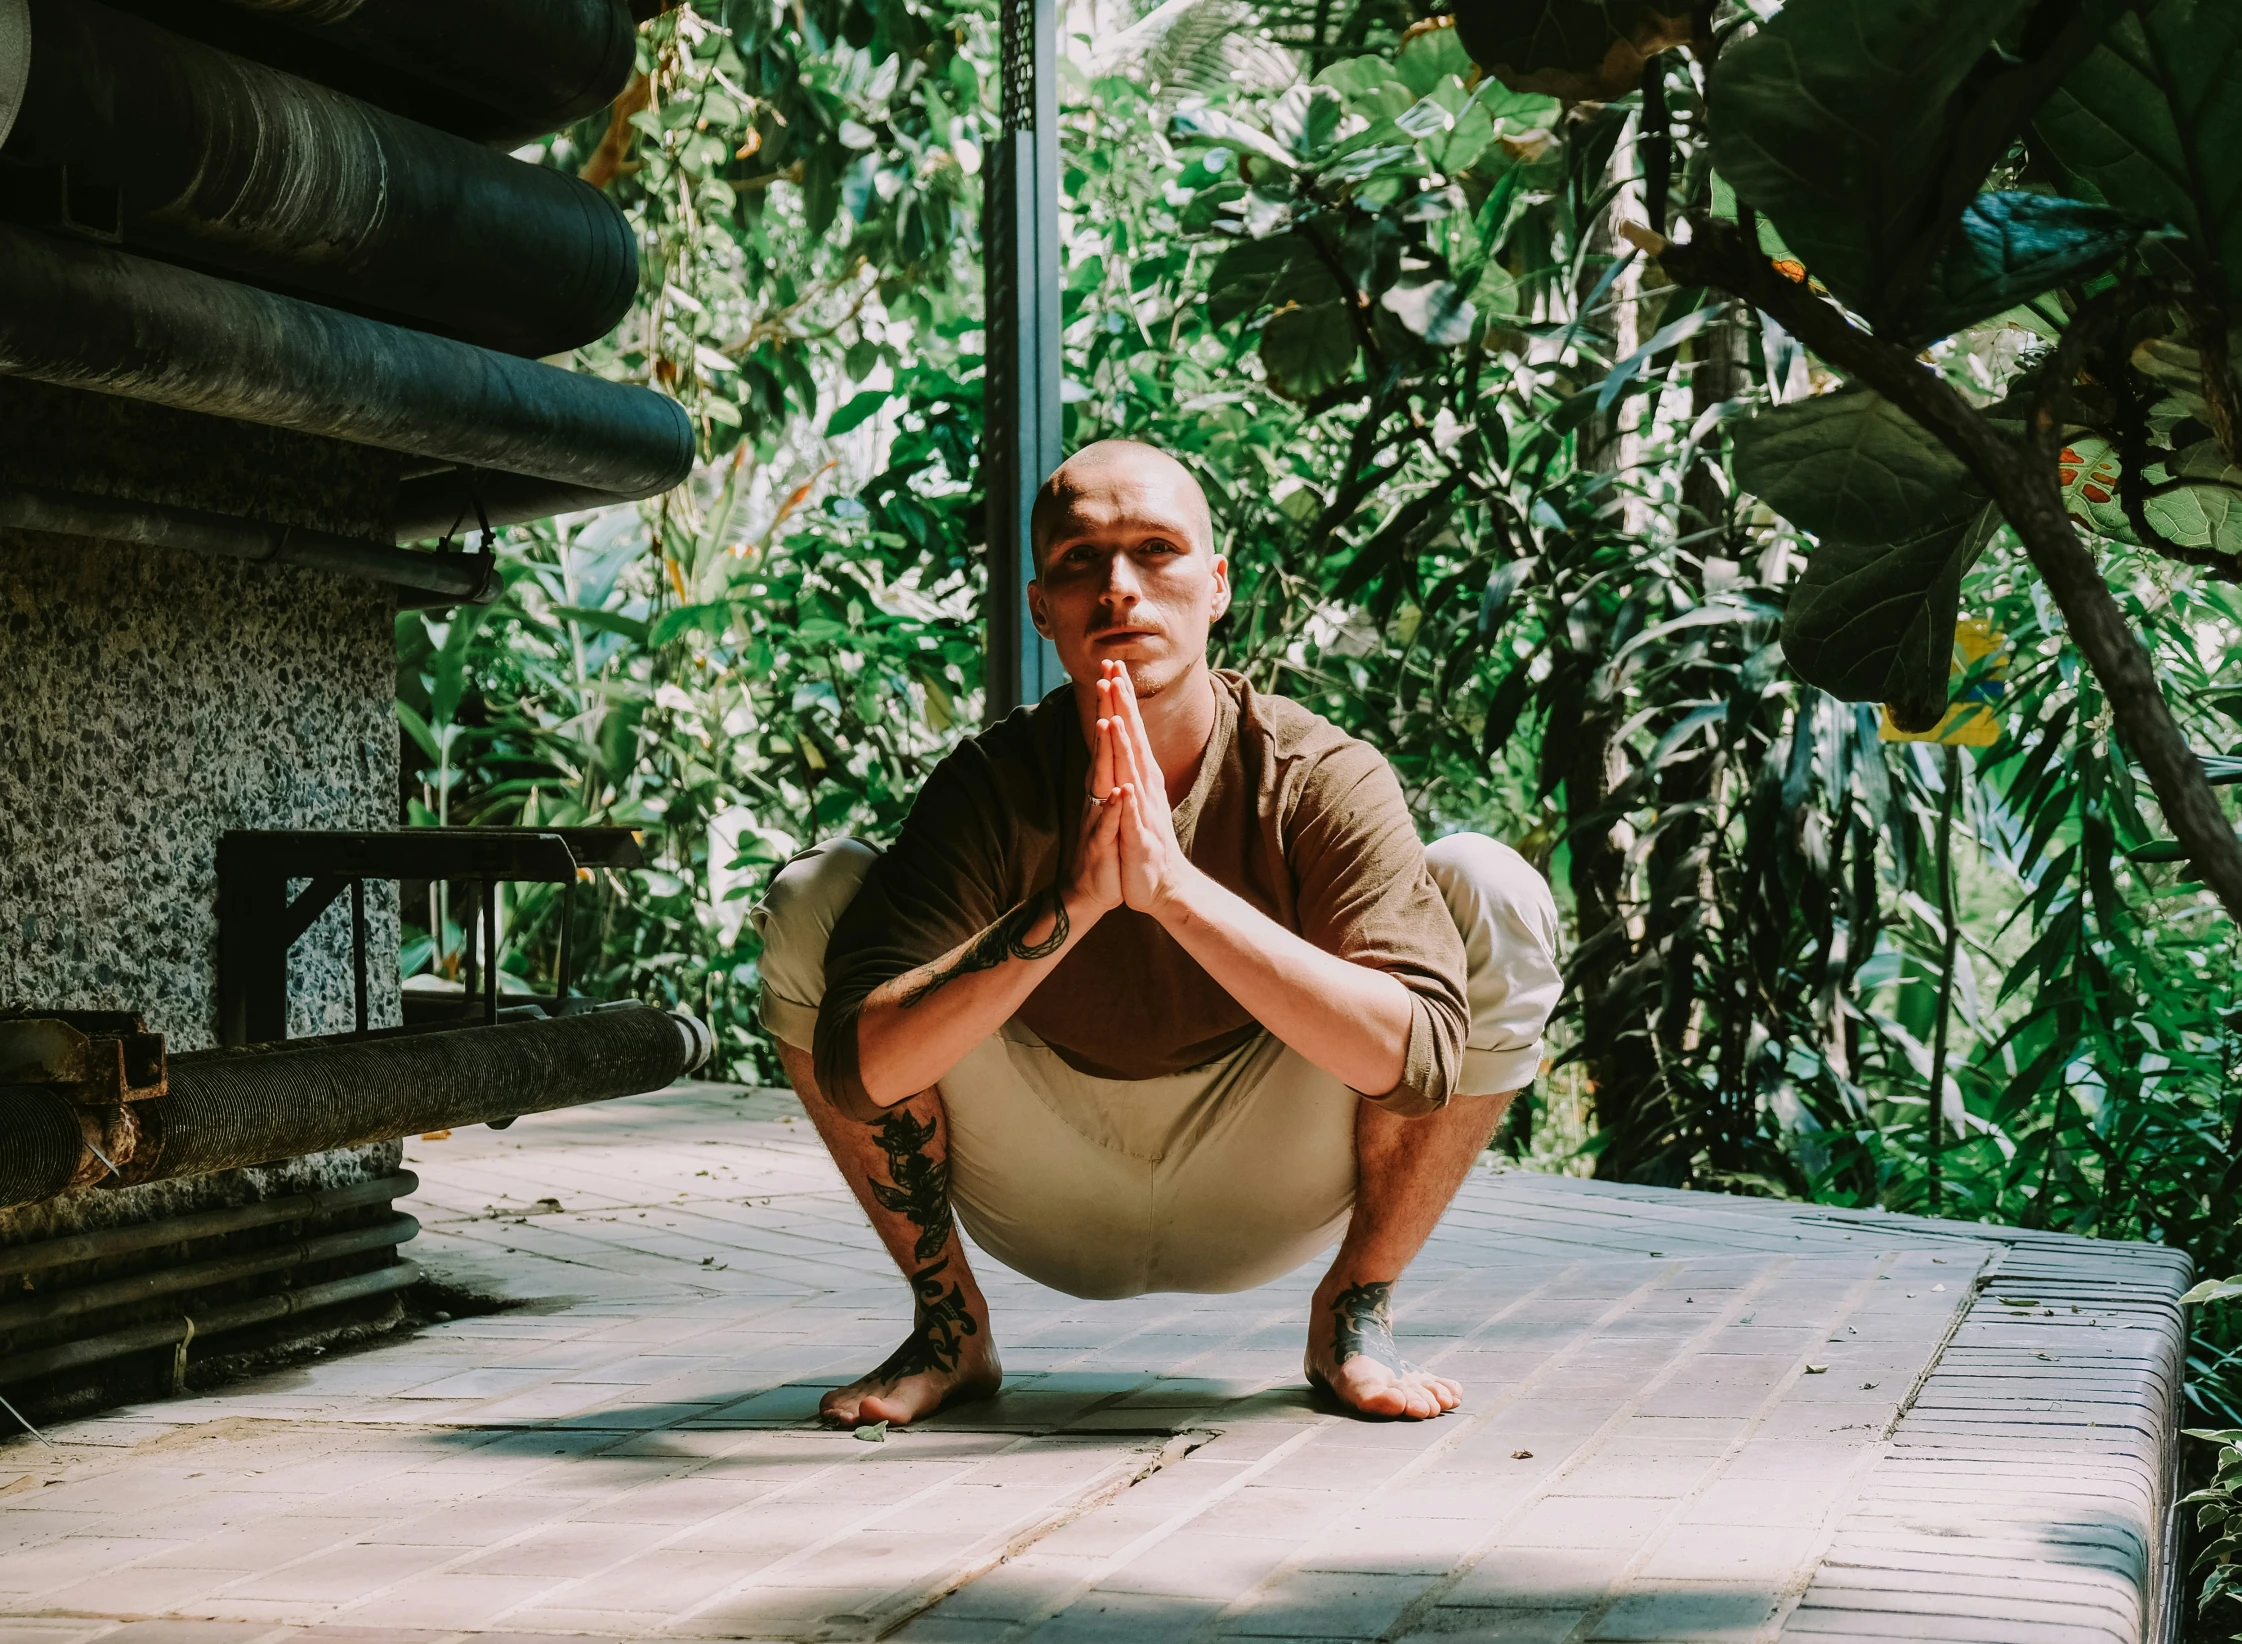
[1284,745,1470,1117]
[812,750,1009,1120]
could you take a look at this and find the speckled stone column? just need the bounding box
[0,526,404,1045]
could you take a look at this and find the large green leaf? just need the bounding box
[2034,0,2242,306]
[1259,302,1359,399]
[1733,388,2002,728]
[1708,0,2035,325]
[1206,236,1298,326]
[1906,192,2143,340]
[1781,505,2003,730]
[1450,0,1691,102]
[1735,387,1987,544]
[2149,438,2242,554]
[1395,18,1478,97]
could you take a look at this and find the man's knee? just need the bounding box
[750,837,878,1050]
[1424,833,1561,1095]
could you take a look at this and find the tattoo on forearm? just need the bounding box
[898,887,1071,1008]
[1329,1279,1406,1373]
[868,1108,953,1263]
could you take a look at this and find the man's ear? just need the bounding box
[1027,578,1052,638]
[1208,553,1232,622]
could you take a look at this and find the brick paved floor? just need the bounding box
[0,1083,2189,1643]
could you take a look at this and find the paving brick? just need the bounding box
[1221,1569,1428,1638]
[1591,1585,1786,1640]
[1097,1533,1295,1600]
[1446,1547,1635,1608]
[1020,1590,1227,1642]
[1502,1497,1672,1551]
[530,1547,781,1617]
[340,1574,555,1629]
[218,1543,458,1605]
[1406,1609,1587,1642]
[1299,1515,1487,1577]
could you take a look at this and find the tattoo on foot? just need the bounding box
[867,1255,980,1381]
[868,1108,954,1264]
[899,888,1069,1007]
[1329,1280,1407,1373]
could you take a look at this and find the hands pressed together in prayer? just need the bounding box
[858,657,1415,1108]
[1069,659,1194,921]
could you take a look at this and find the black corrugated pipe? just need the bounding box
[4,0,636,358]
[0,1212,417,1333]
[107,0,634,148]
[0,1171,415,1276]
[0,484,498,606]
[0,224,694,498]
[0,1259,420,1385]
[0,1086,83,1212]
[0,1005,711,1210]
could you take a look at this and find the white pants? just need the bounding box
[753,834,1560,1299]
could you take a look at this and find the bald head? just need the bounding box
[1030,440,1213,571]
[1024,438,1230,698]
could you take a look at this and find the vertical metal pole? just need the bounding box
[983,0,1065,724]
[461,878,479,1004]
[349,876,368,1034]
[481,878,499,1026]
[1926,744,1962,1218]
[553,877,577,1012]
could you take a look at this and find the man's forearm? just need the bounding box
[1152,866,1416,1098]
[854,885,1103,1106]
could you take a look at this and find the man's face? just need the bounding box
[1027,456,1230,697]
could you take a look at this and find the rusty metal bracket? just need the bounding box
[0,1009,168,1185]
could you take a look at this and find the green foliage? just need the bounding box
[2035,1,2242,307]
[1733,388,1998,727]
[1450,0,1693,102]
[1678,0,2242,716]
[409,11,2242,1624]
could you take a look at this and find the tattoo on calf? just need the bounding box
[899,888,1070,1008]
[869,1109,954,1264]
[1329,1280,1406,1373]
[869,1255,979,1382]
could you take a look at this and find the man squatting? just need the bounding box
[753,439,1561,1424]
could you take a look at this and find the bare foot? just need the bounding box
[1304,1278,1461,1421]
[821,1257,1002,1428]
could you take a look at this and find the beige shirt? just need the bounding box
[812,670,1470,1117]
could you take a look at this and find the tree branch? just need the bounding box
[1657,218,2242,921]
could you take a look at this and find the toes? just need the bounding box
[819,1390,860,1427]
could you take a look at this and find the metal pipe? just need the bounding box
[0,1171,415,1278]
[0,1006,708,1211]
[128,1004,712,1184]
[0,484,497,605]
[0,1086,85,1213]
[0,1259,420,1385]
[0,1212,417,1333]
[113,0,634,148]
[6,0,638,358]
[394,469,632,544]
[0,224,694,498]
